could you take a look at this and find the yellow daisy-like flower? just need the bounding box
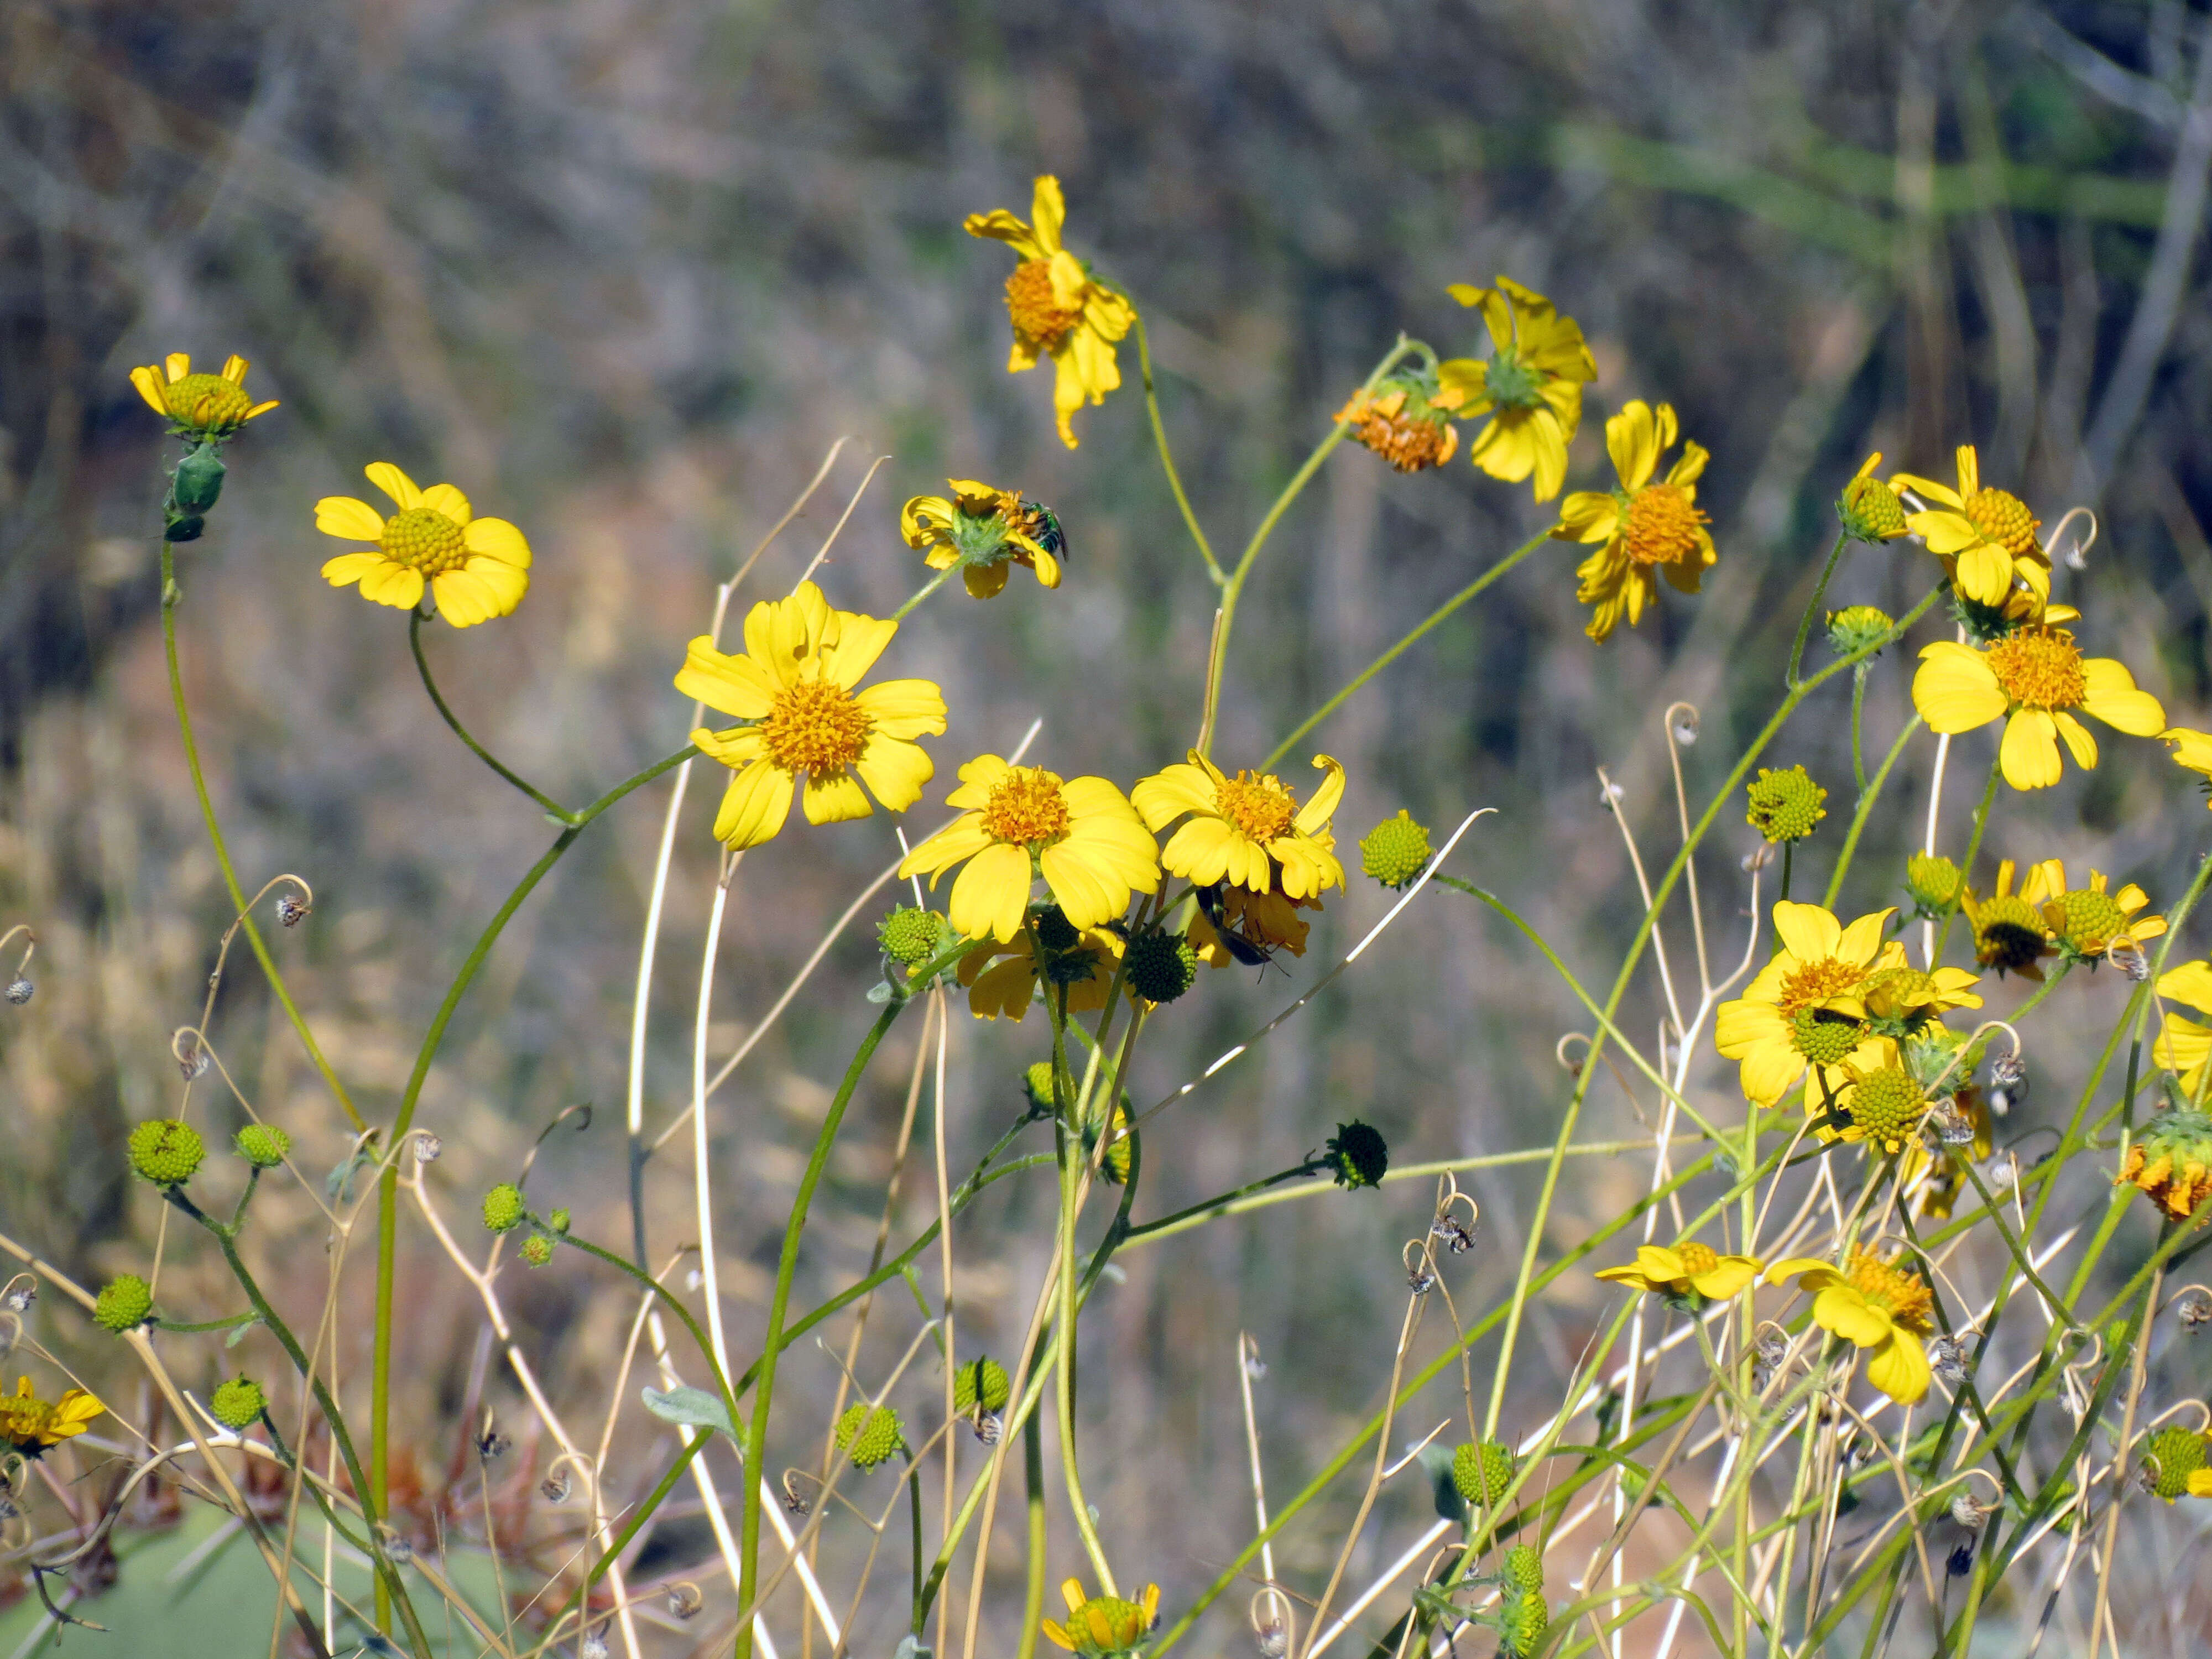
[1859,963,1984,1027]
[1715,902,1905,1107]
[1911,625,2165,791]
[901,480,1064,598]
[1187,884,1314,969]
[2162,727,2212,806]
[2153,961,2212,1097]
[0,1375,105,1456]
[1960,859,2059,980]
[1434,278,1595,501]
[965,176,1135,450]
[2023,859,2166,966]
[1552,401,1718,643]
[315,464,533,627]
[674,582,946,851]
[898,756,1160,943]
[957,908,1124,1021]
[1595,1239,1761,1301]
[129,352,279,436]
[1765,1249,1937,1406]
[1132,752,1346,901]
[1041,1578,1161,1658]
[1891,446,2051,611]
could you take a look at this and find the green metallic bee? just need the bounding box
[1021,499,1068,566]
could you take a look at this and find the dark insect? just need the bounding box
[1022,499,1068,564]
[1195,881,1276,969]
[475,1409,512,1462]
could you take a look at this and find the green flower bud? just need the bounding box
[210,1376,268,1431]
[128,1119,206,1187]
[233,1123,291,1169]
[878,905,948,968]
[1452,1438,1517,1507]
[1501,1589,1548,1657]
[834,1403,907,1470]
[1906,854,1964,919]
[1359,810,1433,890]
[94,1274,153,1333]
[520,1234,554,1267]
[1745,766,1827,844]
[2137,1424,2210,1500]
[1022,1062,1060,1115]
[1124,926,1197,1005]
[171,445,227,514]
[1503,1543,1545,1593]
[1324,1121,1389,1190]
[952,1356,1011,1415]
[164,514,205,544]
[482,1183,525,1234]
[1837,464,1906,542]
[549,1208,572,1233]
[1825,605,1893,658]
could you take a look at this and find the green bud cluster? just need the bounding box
[1745,766,1827,844]
[234,1123,290,1169]
[1825,604,1893,657]
[128,1119,206,1187]
[878,905,948,968]
[952,1356,1010,1415]
[1452,1438,1516,1507]
[211,1376,268,1430]
[1359,810,1433,889]
[1124,926,1197,1005]
[834,1403,907,1470]
[94,1275,153,1333]
[482,1183,525,1233]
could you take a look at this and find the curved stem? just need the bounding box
[1786,530,1850,688]
[1133,311,1225,586]
[408,609,575,822]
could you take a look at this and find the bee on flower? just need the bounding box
[1434,278,1595,501]
[901,481,1067,598]
[129,352,279,437]
[1960,859,2059,979]
[315,464,533,627]
[1553,401,1718,643]
[1912,620,2164,791]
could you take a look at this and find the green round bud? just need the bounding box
[2137,1425,2209,1500]
[1452,1438,1516,1507]
[233,1123,290,1169]
[1503,1543,1545,1593]
[128,1119,206,1186]
[1324,1121,1389,1191]
[1825,604,1893,658]
[1359,810,1433,890]
[520,1234,554,1267]
[1745,766,1827,844]
[834,1403,907,1470]
[1843,1066,1926,1149]
[171,445,227,514]
[94,1274,153,1333]
[1906,854,1964,916]
[549,1208,572,1233]
[1502,1589,1548,1657]
[482,1183,525,1234]
[1124,926,1197,1005]
[1837,473,1906,543]
[952,1357,1011,1415]
[210,1375,268,1431]
[878,905,948,968]
[1022,1062,1060,1115]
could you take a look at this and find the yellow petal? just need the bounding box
[2000,709,2064,790]
[419,482,472,525]
[951,841,1037,942]
[1813,1285,1893,1348]
[852,732,935,813]
[1865,1332,1932,1405]
[2052,711,2099,771]
[1030,176,1066,254]
[2080,658,2166,736]
[315,496,387,541]
[1294,754,1346,835]
[675,637,777,721]
[462,517,532,568]
[712,761,796,849]
[129,366,170,414]
[1913,643,2007,734]
[801,769,873,826]
[320,552,385,589]
[357,561,425,610]
[1771,901,1843,964]
[364,462,423,510]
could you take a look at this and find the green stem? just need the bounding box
[159,540,364,1135]
[408,609,575,822]
[735,1003,904,1659]
[152,1310,258,1334]
[1930,752,2004,963]
[1123,1163,1324,1238]
[1786,530,1850,688]
[1018,1408,1047,1659]
[1260,529,1551,771]
[892,565,958,622]
[1822,714,1923,909]
[909,1457,926,1632]
[1850,664,1870,794]
[1133,312,1225,586]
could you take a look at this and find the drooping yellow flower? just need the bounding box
[1435,279,1595,501]
[901,481,1064,598]
[1765,1249,1937,1405]
[315,464,533,627]
[965,176,1135,449]
[129,352,278,436]
[1891,447,2051,610]
[1337,377,1460,472]
[2024,860,2165,967]
[1960,859,2058,979]
[899,757,1159,943]
[1715,902,1904,1107]
[1187,884,1314,970]
[2117,1105,2212,1224]
[2153,961,2212,1097]
[0,1375,105,1455]
[1041,1578,1161,1658]
[1595,1239,1761,1301]
[1133,753,1345,901]
[1552,401,1718,643]
[675,582,946,851]
[1911,627,2165,791]
[957,907,1123,1021]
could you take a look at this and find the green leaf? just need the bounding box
[642,1386,735,1439]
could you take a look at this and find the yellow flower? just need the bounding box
[2025,860,2165,966]
[2162,727,2212,805]
[2117,1105,2212,1224]
[1829,1040,1931,1152]
[1911,625,2165,791]
[901,481,1064,598]
[1960,859,2058,979]
[1552,401,1718,643]
[1336,378,1460,473]
[1765,1249,1937,1405]
[965,176,1135,449]
[1891,446,2051,610]
[957,908,1124,1021]
[1715,902,1905,1107]
[899,757,1160,943]
[1187,884,1314,970]
[315,463,533,627]
[1132,753,1345,902]
[1041,1578,1161,1657]
[1835,453,1907,543]
[1595,1239,1761,1301]
[674,582,946,851]
[0,1376,105,1455]
[129,352,279,436]
[1435,278,1595,500]
[2153,961,2212,1097]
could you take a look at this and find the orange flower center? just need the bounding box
[1004,260,1082,350]
[380,507,471,575]
[1671,1241,1720,1276]
[1984,627,2085,711]
[1963,488,2042,559]
[1214,770,1297,844]
[1845,1248,1934,1333]
[163,372,252,429]
[760,678,873,776]
[1777,956,1865,1016]
[981,766,1072,848]
[1624,483,1708,566]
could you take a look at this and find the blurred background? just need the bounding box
[6,1,2212,1652]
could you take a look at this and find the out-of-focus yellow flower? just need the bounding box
[129,352,278,436]
[965,176,1134,449]
[1553,401,1718,643]
[1041,1578,1160,1658]
[1337,377,1460,473]
[1891,446,2051,611]
[2025,860,2165,967]
[1911,627,2164,791]
[1133,753,1345,902]
[2162,727,2212,807]
[1715,902,1903,1107]
[2116,1101,2212,1224]
[1436,278,1594,501]
[1961,859,2058,980]
[901,480,1065,598]
[957,907,1123,1021]
[2153,961,2212,1098]
[316,464,532,626]
[1595,1240,1761,1301]
[675,582,946,849]
[0,1376,105,1456]
[1765,1250,1936,1405]
[899,757,1159,942]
